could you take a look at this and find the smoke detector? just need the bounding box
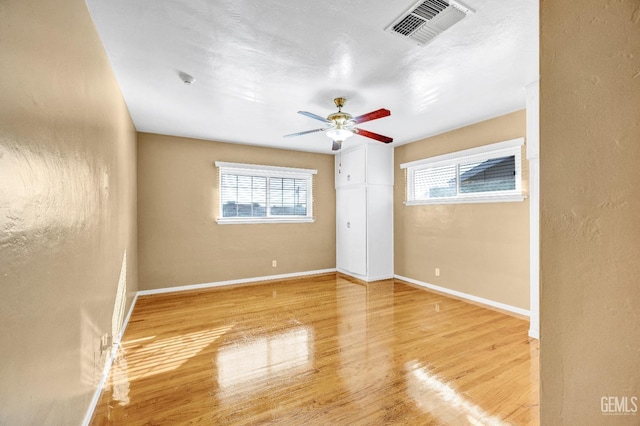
[178,71,195,85]
[385,0,475,47]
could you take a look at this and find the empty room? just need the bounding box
[1,0,638,425]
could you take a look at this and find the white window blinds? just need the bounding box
[215,162,317,224]
[401,138,525,205]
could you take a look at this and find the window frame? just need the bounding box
[215,162,317,224]
[400,138,526,205]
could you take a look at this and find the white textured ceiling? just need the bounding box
[86,0,538,154]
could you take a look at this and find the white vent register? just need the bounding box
[385,0,475,46]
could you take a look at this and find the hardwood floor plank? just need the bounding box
[91,274,539,425]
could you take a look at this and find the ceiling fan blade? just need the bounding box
[352,108,391,124]
[298,111,330,123]
[331,140,342,151]
[354,128,393,144]
[283,128,328,138]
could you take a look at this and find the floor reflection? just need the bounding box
[110,354,130,406]
[337,277,395,401]
[406,360,507,426]
[111,325,233,395]
[217,326,313,396]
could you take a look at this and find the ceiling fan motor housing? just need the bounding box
[328,98,354,125]
[327,111,354,125]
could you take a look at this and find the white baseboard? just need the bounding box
[394,274,530,318]
[137,268,337,296]
[528,326,539,339]
[82,292,139,426]
[336,268,394,283]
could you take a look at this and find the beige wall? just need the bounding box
[137,133,335,290]
[394,110,529,310]
[0,0,138,424]
[540,1,640,424]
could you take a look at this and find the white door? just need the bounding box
[337,187,367,276]
[335,147,366,188]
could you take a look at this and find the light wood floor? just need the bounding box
[91,273,539,425]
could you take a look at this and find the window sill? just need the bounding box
[405,194,526,206]
[216,217,316,225]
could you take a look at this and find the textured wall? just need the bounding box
[540,0,640,423]
[137,133,335,290]
[0,0,138,424]
[394,110,530,310]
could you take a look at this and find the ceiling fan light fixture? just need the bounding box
[325,127,353,142]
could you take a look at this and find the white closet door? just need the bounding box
[335,147,366,188]
[338,187,367,276]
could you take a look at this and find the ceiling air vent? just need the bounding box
[385,0,475,46]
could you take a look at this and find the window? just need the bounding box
[401,138,525,205]
[215,162,316,224]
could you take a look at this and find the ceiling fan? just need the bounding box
[284,97,393,151]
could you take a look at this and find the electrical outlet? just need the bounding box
[435,268,440,277]
[272,260,277,268]
[100,334,112,354]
